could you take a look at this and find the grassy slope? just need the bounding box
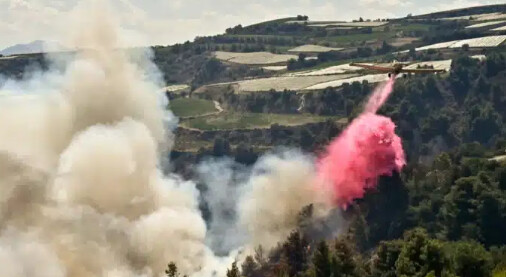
[181,112,339,130]
[169,98,217,118]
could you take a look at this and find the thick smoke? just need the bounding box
[238,150,333,250]
[198,151,336,257]
[0,1,210,276]
[197,158,249,256]
[0,1,338,276]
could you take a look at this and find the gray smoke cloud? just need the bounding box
[0,1,342,276]
[238,150,335,250]
[197,158,249,256]
[197,150,337,257]
[0,1,211,276]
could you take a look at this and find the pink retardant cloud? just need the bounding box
[316,77,405,207]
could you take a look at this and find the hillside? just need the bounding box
[1,4,506,277]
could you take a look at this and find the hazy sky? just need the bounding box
[0,0,504,49]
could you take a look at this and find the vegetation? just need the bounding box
[211,227,502,277]
[169,98,217,118]
[181,112,337,131]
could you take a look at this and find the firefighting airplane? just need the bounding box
[349,60,447,77]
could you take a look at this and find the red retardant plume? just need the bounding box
[316,77,405,207]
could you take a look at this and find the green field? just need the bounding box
[169,98,217,118]
[181,112,339,130]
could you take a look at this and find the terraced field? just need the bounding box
[404,59,453,71]
[233,74,357,92]
[414,41,458,51]
[305,74,390,90]
[285,63,364,76]
[450,35,506,48]
[404,35,506,52]
[440,12,506,21]
[286,20,388,28]
[181,112,336,130]
[322,31,400,46]
[162,84,189,92]
[492,25,506,31]
[465,20,506,29]
[390,37,420,47]
[169,98,218,118]
[262,66,286,71]
[288,45,344,53]
[214,51,297,65]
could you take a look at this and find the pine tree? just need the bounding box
[313,241,332,277]
[227,261,240,277]
[332,238,360,277]
[282,230,310,276]
[242,256,260,277]
[165,262,179,277]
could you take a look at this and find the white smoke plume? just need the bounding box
[238,150,335,250]
[197,150,337,257]
[0,1,209,276]
[0,1,341,276]
[197,158,249,256]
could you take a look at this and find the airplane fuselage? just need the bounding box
[393,64,403,75]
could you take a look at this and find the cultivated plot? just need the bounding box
[304,74,390,90]
[404,59,453,71]
[449,35,506,48]
[440,12,506,21]
[288,45,344,53]
[235,74,357,92]
[162,84,190,92]
[390,37,420,47]
[181,112,336,130]
[169,98,218,118]
[286,20,387,28]
[285,63,365,76]
[474,13,506,21]
[262,66,287,71]
[492,25,506,31]
[214,51,298,65]
[414,41,460,51]
[403,35,506,52]
[465,20,506,29]
[309,22,387,27]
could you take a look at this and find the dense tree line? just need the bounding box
[166,225,505,277]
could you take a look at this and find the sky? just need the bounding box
[0,0,504,49]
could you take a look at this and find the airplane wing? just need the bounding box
[400,68,447,74]
[349,63,394,72]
